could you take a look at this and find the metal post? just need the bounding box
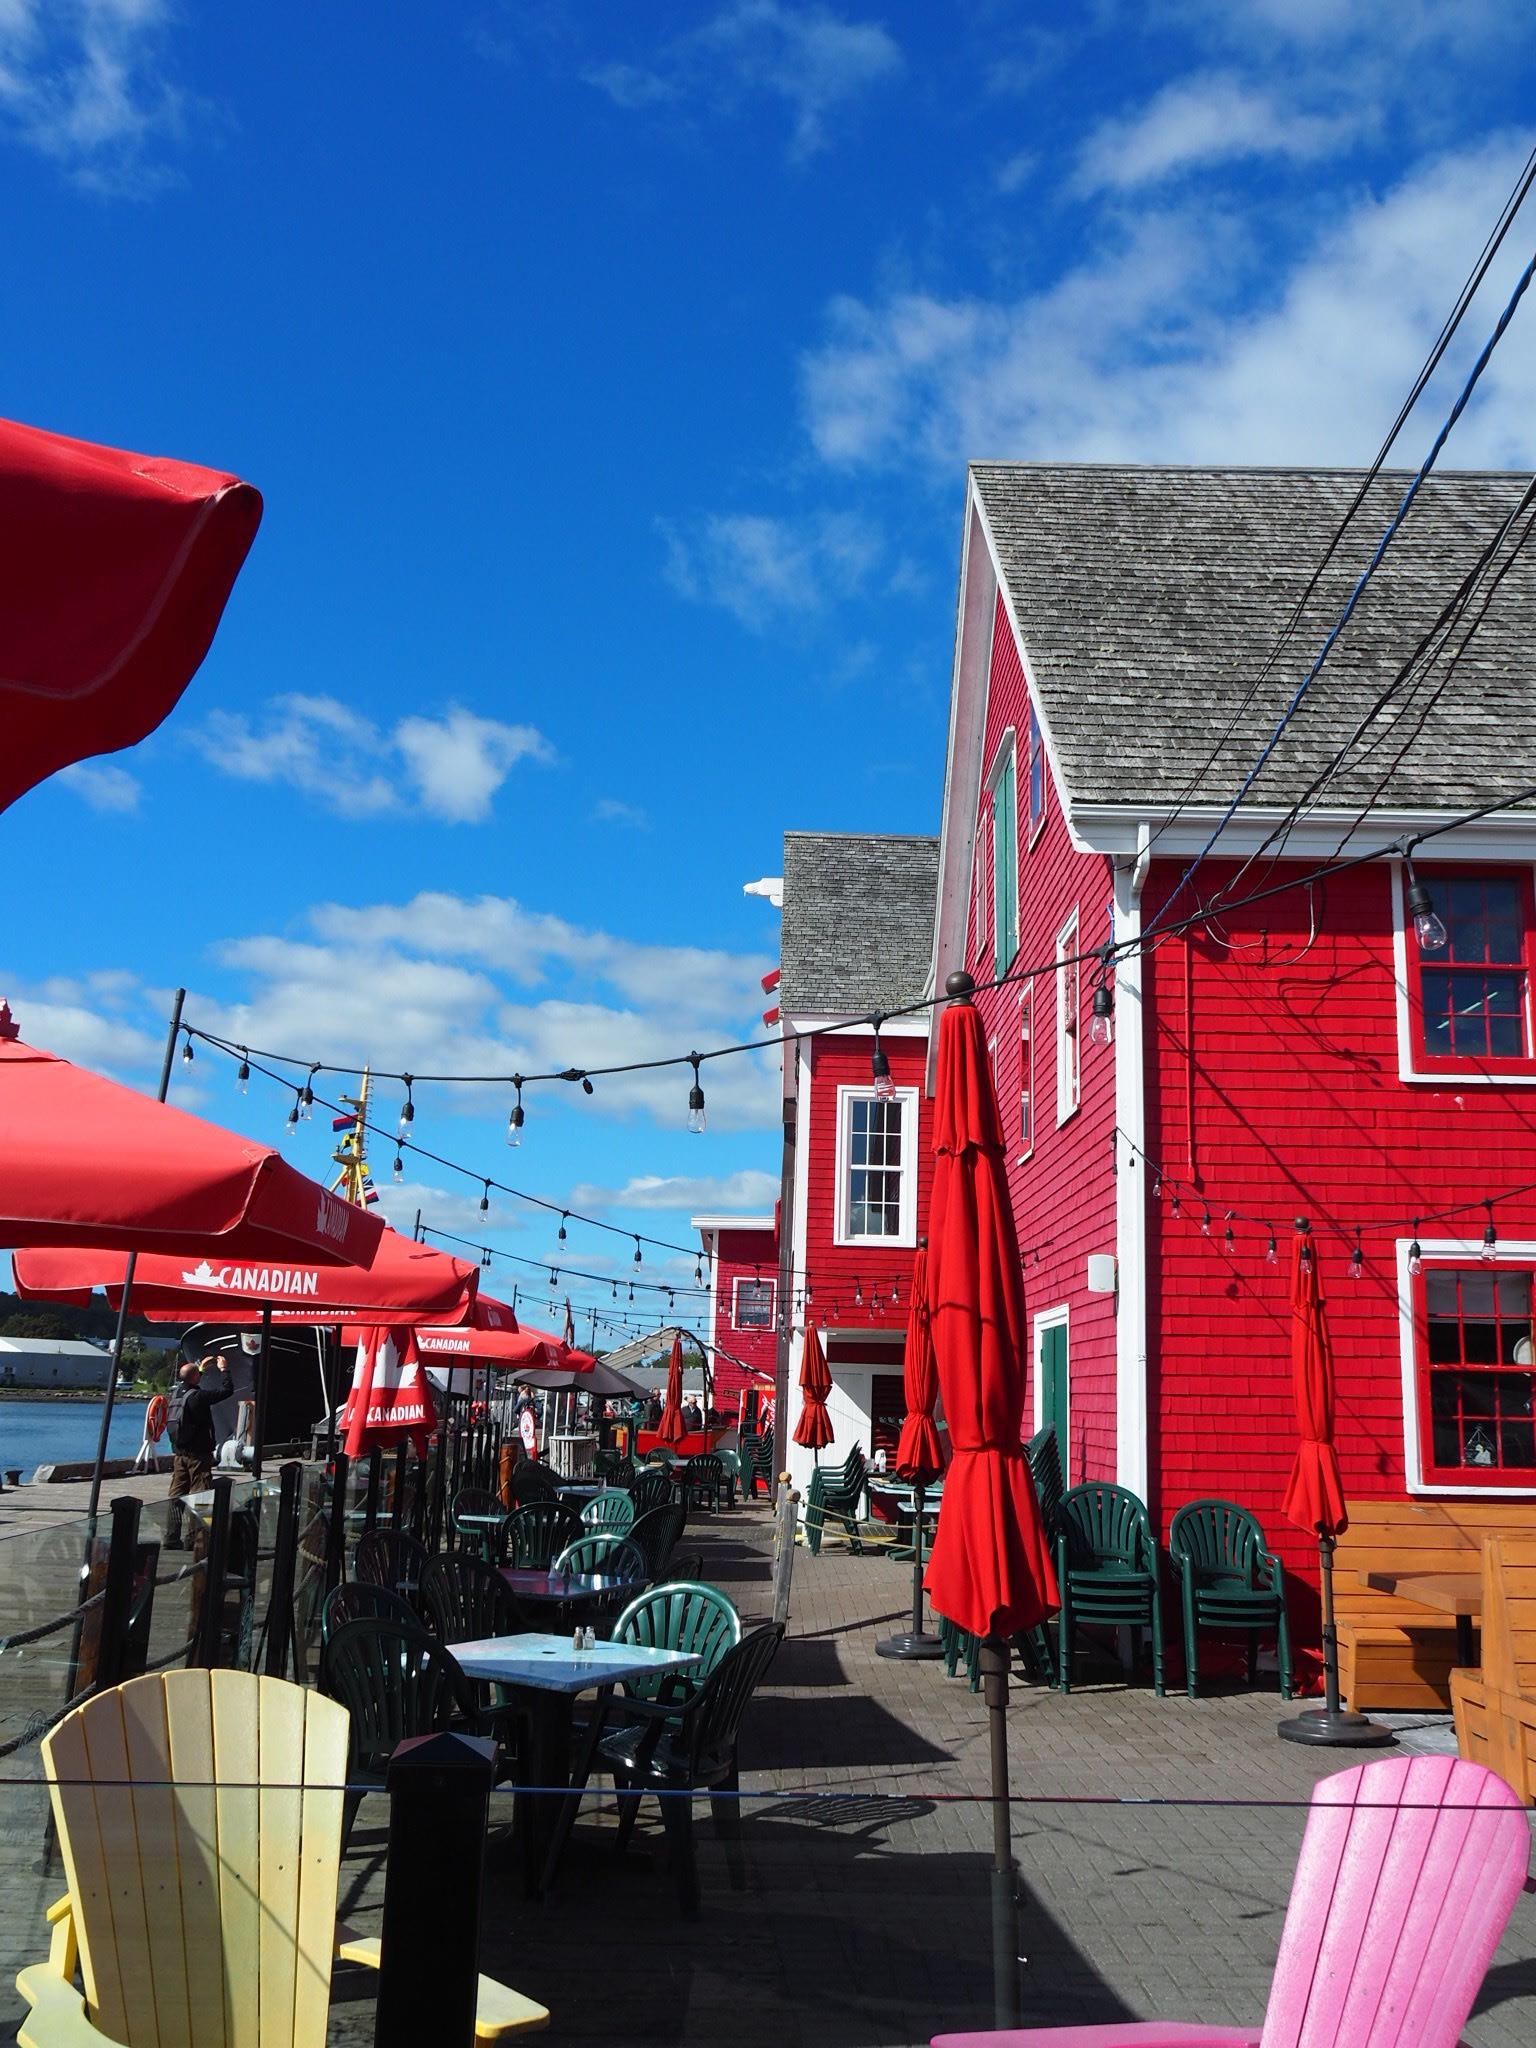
[980,1634,1021,2028]
[430,1413,450,1553]
[1278,1531,1393,1746]
[364,1447,382,1533]
[375,1731,497,2048]
[877,1479,943,1660]
[95,1495,144,1694]
[324,1327,341,1467]
[262,1462,302,1679]
[325,1453,349,1592]
[86,988,185,1524]
[196,1475,235,1669]
[250,1305,273,1479]
[390,1442,408,1530]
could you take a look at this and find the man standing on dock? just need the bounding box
[166,1353,233,1546]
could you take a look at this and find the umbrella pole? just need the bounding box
[876,1480,944,1660]
[981,1634,1021,2027]
[1278,1530,1393,1747]
[85,987,186,1526]
[251,1305,272,1478]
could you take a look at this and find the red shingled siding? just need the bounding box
[803,1031,932,1327]
[968,591,1119,1484]
[1142,855,1536,1573]
[710,1224,778,1413]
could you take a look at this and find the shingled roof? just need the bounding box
[971,462,1536,817]
[779,831,938,1015]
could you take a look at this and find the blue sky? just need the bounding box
[4,1,1535,1339]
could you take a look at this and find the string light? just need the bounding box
[1482,1203,1499,1264]
[633,1238,642,1266]
[506,1077,525,1147]
[1408,1222,1424,1277]
[1088,984,1114,1049]
[397,1076,415,1136]
[1349,1229,1364,1281]
[686,1054,707,1135]
[236,1050,250,1095]
[854,1278,864,1307]
[299,1066,318,1122]
[392,1151,404,1185]
[694,1262,704,1287]
[1200,1208,1212,1237]
[871,1021,896,1102]
[181,1033,194,1066]
[481,1248,492,1270]
[1223,1211,1236,1251]
[1402,847,1449,952]
[1170,1193,1181,1219]
[891,1281,900,1306]
[558,1213,568,1246]
[1266,1231,1278,1266]
[285,1091,301,1136]
[479,1182,491,1217]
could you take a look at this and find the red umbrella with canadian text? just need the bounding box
[792,1322,834,1450]
[0,414,261,814]
[342,1326,438,1459]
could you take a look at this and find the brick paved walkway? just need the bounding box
[2,1503,1533,2047]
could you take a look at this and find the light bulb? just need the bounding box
[854,1279,864,1307]
[1405,865,1448,951]
[687,1055,707,1132]
[392,1153,404,1185]
[1266,1234,1277,1266]
[1200,1209,1211,1236]
[181,1036,194,1065]
[1408,1239,1424,1278]
[871,1035,896,1102]
[299,1078,315,1122]
[507,1103,524,1146]
[1482,1220,1498,1264]
[236,1057,250,1095]
[1170,1194,1182,1219]
[285,1096,300,1133]
[479,1184,490,1216]
[1349,1248,1363,1281]
[1088,985,1114,1047]
[633,1239,642,1266]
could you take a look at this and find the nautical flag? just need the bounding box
[332,1112,358,1133]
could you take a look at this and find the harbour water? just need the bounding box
[0,1398,149,1481]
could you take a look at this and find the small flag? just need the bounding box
[332,1112,358,1133]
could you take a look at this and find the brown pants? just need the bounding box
[169,1450,212,1500]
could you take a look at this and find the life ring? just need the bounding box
[145,1394,169,1443]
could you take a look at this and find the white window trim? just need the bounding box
[987,726,1018,973]
[1056,908,1080,1127]
[1395,1234,1536,1495]
[1017,977,1035,1163]
[1391,858,1536,1086]
[833,1084,920,1249]
[731,1274,777,1333]
[1033,1303,1070,1436]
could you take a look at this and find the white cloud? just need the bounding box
[569,1170,781,1212]
[188,696,551,824]
[799,138,1536,473]
[661,508,882,628]
[994,149,1035,195]
[586,0,902,162]
[0,973,163,1078]
[53,759,142,812]
[0,0,191,190]
[592,797,650,829]
[1072,72,1365,194]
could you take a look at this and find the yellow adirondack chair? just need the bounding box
[16,1667,548,2046]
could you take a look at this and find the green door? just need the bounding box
[1039,1318,1068,1456]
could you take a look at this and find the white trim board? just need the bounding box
[1033,1303,1070,1438]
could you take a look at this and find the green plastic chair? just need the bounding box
[630,1468,675,1516]
[581,1489,637,1534]
[554,1532,646,1581]
[450,1486,508,1565]
[804,1446,866,1555]
[680,1454,728,1513]
[1167,1498,1294,1700]
[505,1498,584,1568]
[611,1580,742,1701]
[1055,1481,1165,1697]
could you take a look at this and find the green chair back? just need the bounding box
[420,1552,525,1642]
[321,1579,418,1645]
[630,1469,674,1515]
[1024,1424,1064,1530]
[627,1502,687,1579]
[1168,1498,1266,1582]
[506,1498,583,1567]
[612,1580,741,1698]
[322,1618,473,1780]
[1058,1481,1155,1572]
[582,1489,637,1533]
[554,1532,646,1580]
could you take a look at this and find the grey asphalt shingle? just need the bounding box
[779,830,939,1015]
[972,462,1536,816]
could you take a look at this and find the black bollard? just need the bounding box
[374,1731,497,2048]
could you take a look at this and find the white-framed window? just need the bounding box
[1398,1237,1536,1495]
[1392,861,1536,1086]
[1026,701,1047,844]
[834,1085,919,1247]
[1056,909,1080,1125]
[1018,978,1035,1159]
[732,1276,776,1331]
[987,731,1019,974]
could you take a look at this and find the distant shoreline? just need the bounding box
[0,1388,149,1404]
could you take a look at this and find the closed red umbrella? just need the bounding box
[924,972,1057,2027]
[657,1332,688,1445]
[14,1227,476,1325]
[792,1322,834,1450]
[0,1024,382,1266]
[1278,1222,1390,1749]
[879,1244,944,1660]
[0,415,261,814]
[342,1326,437,1459]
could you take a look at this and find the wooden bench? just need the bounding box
[1451,1536,1536,1801]
[1334,1498,1536,1711]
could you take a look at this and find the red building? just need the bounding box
[930,461,1536,1587]
[693,1210,778,1421]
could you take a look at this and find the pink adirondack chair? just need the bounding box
[934,1755,1530,2048]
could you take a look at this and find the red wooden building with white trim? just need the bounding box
[930,461,1536,1595]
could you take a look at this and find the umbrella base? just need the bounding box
[1277,1707,1395,1748]
[876,1629,945,1661]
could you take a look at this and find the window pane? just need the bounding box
[1420,967,1530,1060]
